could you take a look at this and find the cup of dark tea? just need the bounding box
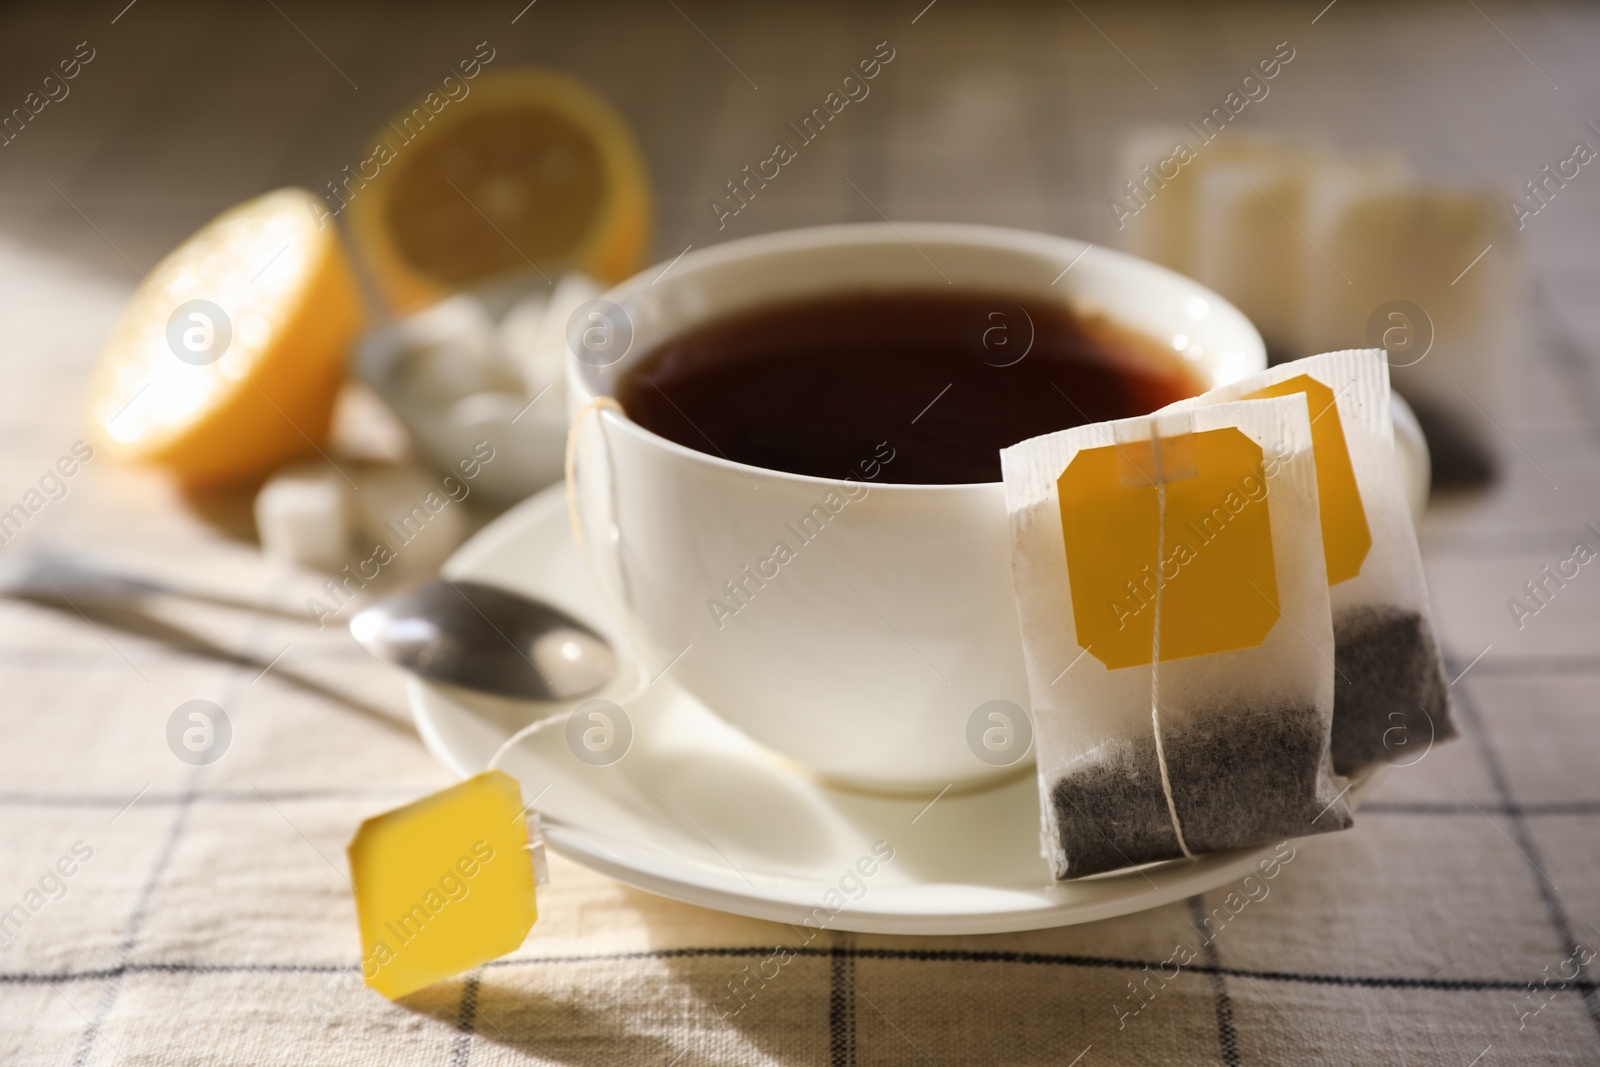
[566,223,1265,793]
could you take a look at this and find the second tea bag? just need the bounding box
[1164,350,1454,775]
[1002,396,1351,880]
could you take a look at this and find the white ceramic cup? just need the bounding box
[566,223,1273,794]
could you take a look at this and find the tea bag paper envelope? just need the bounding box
[1001,395,1351,880]
[1160,349,1454,775]
[347,770,539,1000]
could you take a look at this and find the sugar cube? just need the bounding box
[350,466,467,577]
[255,462,350,572]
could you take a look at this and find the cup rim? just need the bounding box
[568,221,1266,493]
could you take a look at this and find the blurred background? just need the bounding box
[5,1,1598,541]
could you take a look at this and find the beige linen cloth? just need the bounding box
[3,2,1600,1063]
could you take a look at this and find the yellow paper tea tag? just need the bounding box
[1058,426,1280,669]
[347,770,538,999]
[1245,374,1372,584]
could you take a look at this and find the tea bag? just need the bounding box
[1163,350,1454,775]
[1002,395,1351,880]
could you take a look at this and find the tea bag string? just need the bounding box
[563,395,655,649]
[1149,427,1196,861]
[565,395,627,564]
[480,395,652,774]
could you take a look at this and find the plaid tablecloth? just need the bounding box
[3,2,1599,1063]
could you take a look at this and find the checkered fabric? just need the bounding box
[2,2,1599,1063]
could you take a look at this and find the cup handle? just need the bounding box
[1389,392,1431,524]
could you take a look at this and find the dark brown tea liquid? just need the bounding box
[617,289,1204,484]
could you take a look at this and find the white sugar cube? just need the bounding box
[396,294,522,401]
[539,273,603,364]
[350,466,467,578]
[255,463,350,572]
[501,274,601,409]
[499,292,554,397]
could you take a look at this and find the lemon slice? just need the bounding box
[347,68,651,311]
[86,188,365,488]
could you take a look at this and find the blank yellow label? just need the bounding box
[1246,375,1371,584]
[347,770,537,999]
[1059,428,1280,670]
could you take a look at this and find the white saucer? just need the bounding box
[411,484,1376,935]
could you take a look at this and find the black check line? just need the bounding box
[51,986,132,1066]
[829,944,856,1067]
[109,784,150,824]
[1453,682,1600,1042]
[843,972,934,1066]
[68,570,286,1066]
[69,765,201,1067]
[1360,799,1600,818]
[1241,975,1335,1066]
[446,972,480,1067]
[1189,895,1242,1067]
[441,971,518,1061]
[1448,781,1558,891]
[10,947,1598,994]
[1449,651,1600,678]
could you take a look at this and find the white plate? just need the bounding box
[411,484,1376,935]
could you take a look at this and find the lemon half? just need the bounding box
[86,187,366,488]
[347,68,651,311]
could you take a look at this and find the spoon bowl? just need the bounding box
[351,579,617,701]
